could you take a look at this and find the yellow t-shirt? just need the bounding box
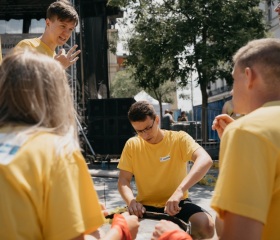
[0,127,105,240]
[16,38,55,58]
[118,130,200,207]
[211,101,280,240]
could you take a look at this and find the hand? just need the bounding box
[151,220,183,240]
[121,212,140,240]
[54,44,81,69]
[164,190,182,216]
[128,199,146,218]
[99,202,108,217]
[212,114,235,139]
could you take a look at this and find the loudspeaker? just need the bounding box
[87,98,136,155]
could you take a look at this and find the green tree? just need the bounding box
[110,69,141,98]
[111,68,176,117]
[109,0,268,140]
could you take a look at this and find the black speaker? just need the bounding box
[87,98,136,155]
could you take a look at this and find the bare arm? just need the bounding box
[212,114,235,139]
[220,211,263,240]
[71,213,139,240]
[164,147,213,215]
[118,169,145,218]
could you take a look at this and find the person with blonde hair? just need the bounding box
[212,38,280,239]
[0,48,139,240]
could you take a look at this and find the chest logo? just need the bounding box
[160,155,171,162]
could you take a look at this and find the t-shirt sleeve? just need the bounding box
[179,131,201,161]
[16,40,32,49]
[117,139,134,173]
[211,128,275,224]
[45,150,105,240]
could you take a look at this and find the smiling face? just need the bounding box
[45,17,76,49]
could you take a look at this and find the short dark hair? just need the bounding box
[128,101,156,122]
[47,0,79,26]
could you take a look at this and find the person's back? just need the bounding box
[0,48,139,240]
[162,110,173,130]
[213,102,280,239]
[211,38,280,240]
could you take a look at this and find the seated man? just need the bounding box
[117,101,215,239]
[178,111,188,122]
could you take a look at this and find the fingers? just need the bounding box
[99,202,109,217]
[67,45,81,63]
[152,220,181,240]
[54,45,81,69]
[123,214,140,239]
[128,201,145,218]
[164,202,181,216]
[212,114,235,139]
[215,114,235,124]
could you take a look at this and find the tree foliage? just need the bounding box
[110,69,141,98]
[109,0,268,140]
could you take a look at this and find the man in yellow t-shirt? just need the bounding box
[16,0,81,69]
[118,100,214,239]
[211,38,280,240]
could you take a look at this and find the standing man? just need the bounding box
[211,38,280,239]
[16,0,80,69]
[118,101,214,239]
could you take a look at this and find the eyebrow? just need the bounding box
[135,119,154,132]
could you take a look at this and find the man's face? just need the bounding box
[232,65,248,115]
[131,116,159,144]
[46,17,76,46]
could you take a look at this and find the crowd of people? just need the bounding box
[0,0,279,239]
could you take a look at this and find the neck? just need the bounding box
[153,128,164,144]
[39,33,56,51]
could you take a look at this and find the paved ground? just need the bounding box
[89,163,219,239]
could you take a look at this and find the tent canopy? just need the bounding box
[134,90,170,117]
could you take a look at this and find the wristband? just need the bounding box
[111,214,132,240]
[158,229,193,240]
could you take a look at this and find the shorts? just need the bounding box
[143,198,210,223]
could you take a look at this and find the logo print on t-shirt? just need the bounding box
[160,155,170,162]
[0,132,28,165]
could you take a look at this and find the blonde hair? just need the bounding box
[0,48,79,150]
[233,38,280,89]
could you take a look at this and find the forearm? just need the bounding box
[99,228,122,240]
[118,180,136,205]
[177,153,212,192]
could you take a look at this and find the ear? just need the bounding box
[46,18,50,27]
[244,67,254,89]
[155,115,160,124]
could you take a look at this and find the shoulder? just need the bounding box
[165,130,191,141]
[24,132,61,152]
[224,105,280,143]
[16,38,40,47]
[124,135,141,147]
